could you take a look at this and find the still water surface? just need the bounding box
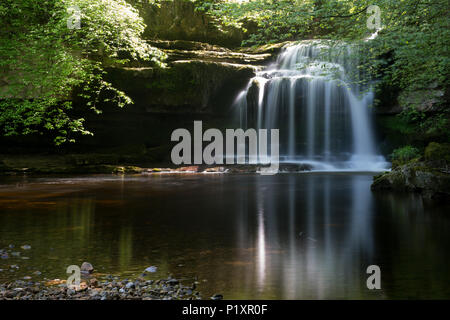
[0,173,449,299]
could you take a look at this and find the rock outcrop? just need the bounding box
[127,0,244,48]
[104,39,287,115]
[372,142,450,199]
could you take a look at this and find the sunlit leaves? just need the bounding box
[0,0,166,144]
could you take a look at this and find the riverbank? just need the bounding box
[0,255,205,300]
[0,276,205,300]
[0,154,313,175]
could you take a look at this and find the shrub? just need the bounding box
[390,145,421,166]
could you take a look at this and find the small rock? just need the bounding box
[125,282,135,289]
[33,271,42,276]
[21,245,31,250]
[89,278,98,288]
[23,276,32,280]
[167,279,179,286]
[145,266,157,273]
[80,262,94,274]
[76,282,88,292]
[9,244,14,249]
[211,294,223,300]
[1,253,8,259]
[11,252,21,257]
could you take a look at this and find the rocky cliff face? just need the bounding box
[127,0,244,48]
[104,39,282,115]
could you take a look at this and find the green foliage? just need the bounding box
[0,0,166,145]
[192,0,448,91]
[391,145,421,165]
[424,142,450,163]
[356,0,449,91]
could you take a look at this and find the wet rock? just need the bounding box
[76,282,88,292]
[21,245,31,250]
[145,266,157,273]
[1,273,201,300]
[167,279,179,286]
[372,160,450,199]
[1,253,8,259]
[211,293,223,300]
[80,262,94,274]
[89,278,99,288]
[203,167,225,173]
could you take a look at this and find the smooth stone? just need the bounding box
[211,293,223,300]
[145,266,157,273]
[89,278,98,287]
[167,279,179,286]
[80,262,94,274]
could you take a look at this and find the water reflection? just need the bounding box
[234,174,379,299]
[0,174,449,299]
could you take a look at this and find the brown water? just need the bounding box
[0,173,449,299]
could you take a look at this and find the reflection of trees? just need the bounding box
[119,226,133,269]
[373,193,450,299]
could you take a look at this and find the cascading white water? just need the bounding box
[235,40,389,171]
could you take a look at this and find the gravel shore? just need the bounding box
[0,276,203,300]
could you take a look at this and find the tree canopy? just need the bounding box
[0,0,165,144]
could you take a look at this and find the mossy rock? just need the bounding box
[424,142,450,163]
[106,60,257,114]
[129,0,244,48]
[371,161,450,199]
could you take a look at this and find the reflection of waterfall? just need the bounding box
[235,41,389,171]
[236,174,378,299]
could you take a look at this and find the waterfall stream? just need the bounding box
[235,40,389,171]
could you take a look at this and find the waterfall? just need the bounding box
[235,40,389,171]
